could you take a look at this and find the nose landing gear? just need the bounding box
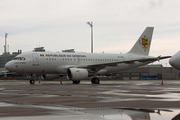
[30,79,35,84]
[29,74,35,84]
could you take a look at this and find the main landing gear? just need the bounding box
[72,78,100,84]
[73,80,80,84]
[91,77,100,84]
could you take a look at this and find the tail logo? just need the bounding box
[139,36,150,51]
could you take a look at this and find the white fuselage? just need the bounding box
[5,52,154,75]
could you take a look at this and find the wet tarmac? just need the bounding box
[0,80,180,119]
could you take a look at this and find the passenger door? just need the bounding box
[32,53,39,66]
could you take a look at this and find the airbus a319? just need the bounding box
[5,27,170,84]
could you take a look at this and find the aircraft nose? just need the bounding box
[5,61,12,71]
[169,51,180,70]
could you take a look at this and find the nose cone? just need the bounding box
[5,61,13,71]
[169,51,180,70]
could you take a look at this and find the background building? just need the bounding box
[112,64,179,80]
[0,50,21,71]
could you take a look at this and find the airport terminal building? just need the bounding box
[115,64,179,80]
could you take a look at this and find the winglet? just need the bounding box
[128,27,154,56]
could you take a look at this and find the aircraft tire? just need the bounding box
[30,80,35,84]
[91,78,100,84]
[73,80,80,84]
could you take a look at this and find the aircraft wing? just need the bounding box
[137,56,171,62]
[75,56,171,71]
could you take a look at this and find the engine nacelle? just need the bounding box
[42,74,60,80]
[67,68,88,80]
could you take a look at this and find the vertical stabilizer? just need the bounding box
[128,27,154,56]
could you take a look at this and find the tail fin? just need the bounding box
[128,27,154,56]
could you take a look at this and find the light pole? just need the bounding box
[4,33,8,64]
[4,33,8,77]
[87,21,93,53]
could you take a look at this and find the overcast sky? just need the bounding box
[0,0,180,66]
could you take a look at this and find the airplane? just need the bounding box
[169,51,180,70]
[5,27,171,84]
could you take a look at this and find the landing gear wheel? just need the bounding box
[30,80,35,84]
[73,80,80,84]
[91,78,100,84]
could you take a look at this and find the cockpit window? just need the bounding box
[22,57,25,60]
[13,57,25,60]
[13,57,18,60]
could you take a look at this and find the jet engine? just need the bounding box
[42,74,61,80]
[67,68,88,80]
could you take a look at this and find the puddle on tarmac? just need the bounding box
[0,102,180,120]
[0,87,5,90]
[99,90,180,102]
[146,93,180,101]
